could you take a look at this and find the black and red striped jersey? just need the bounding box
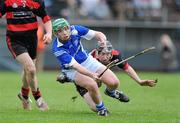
[90,49,129,70]
[0,0,50,36]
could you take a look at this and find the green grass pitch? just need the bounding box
[0,71,180,123]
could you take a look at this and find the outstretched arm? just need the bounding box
[124,65,157,87]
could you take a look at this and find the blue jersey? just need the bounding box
[52,25,95,69]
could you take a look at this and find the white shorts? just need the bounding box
[62,55,104,81]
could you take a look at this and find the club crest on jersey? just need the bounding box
[71,30,78,35]
[12,3,18,8]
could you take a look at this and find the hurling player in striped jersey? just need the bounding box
[0,0,52,111]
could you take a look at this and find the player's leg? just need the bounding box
[6,36,33,110]
[97,67,130,102]
[17,70,32,110]
[29,35,49,111]
[75,73,101,105]
[13,35,48,111]
[83,92,97,112]
[16,53,49,111]
[75,84,96,112]
[64,55,108,116]
[16,54,37,90]
[58,76,101,112]
[16,53,36,110]
[74,73,108,116]
[90,55,129,102]
[32,59,49,111]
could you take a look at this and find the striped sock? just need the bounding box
[32,88,42,100]
[96,101,105,111]
[105,88,115,97]
[21,87,30,100]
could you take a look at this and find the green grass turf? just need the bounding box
[0,71,180,123]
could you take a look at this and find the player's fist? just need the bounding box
[43,32,52,45]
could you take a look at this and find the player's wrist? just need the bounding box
[46,32,52,36]
[137,79,142,85]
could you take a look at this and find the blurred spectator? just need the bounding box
[132,0,162,21]
[162,0,180,22]
[149,0,162,19]
[175,0,180,10]
[159,34,179,72]
[125,0,135,20]
[66,0,81,19]
[106,0,128,20]
[49,0,70,18]
[44,0,53,15]
[133,0,150,19]
[174,24,180,40]
[47,0,80,19]
[79,0,110,19]
[46,0,178,22]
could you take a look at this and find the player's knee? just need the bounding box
[107,78,119,89]
[86,82,98,92]
[25,64,36,75]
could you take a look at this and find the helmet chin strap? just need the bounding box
[105,54,113,64]
[109,54,113,61]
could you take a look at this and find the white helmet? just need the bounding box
[97,40,113,53]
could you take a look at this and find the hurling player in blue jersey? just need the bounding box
[52,18,129,116]
[57,41,157,113]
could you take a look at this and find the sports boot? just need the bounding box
[104,89,130,102]
[36,97,49,111]
[18,93,32,110]
[97,108,109,116]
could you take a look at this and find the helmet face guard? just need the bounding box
[97,41,113,65]
[52,18,70,33]
[97,41,113,53]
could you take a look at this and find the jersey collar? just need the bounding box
[57,38,63,47]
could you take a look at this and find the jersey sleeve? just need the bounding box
[90,49,98,59]
[74,25,95,40]
[112,50,129,70]
[0,1,6,18]
[34,0,51,23]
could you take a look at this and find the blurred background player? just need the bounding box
[0,0,52,111]
[52,18,131,116]
[57,40,157,112]
[159,34,179,72]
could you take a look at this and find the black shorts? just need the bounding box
[75,81,101,97]
[6,35,38,59]
[75,84,88,97]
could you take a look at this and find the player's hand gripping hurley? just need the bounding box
[99,47,156,77]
